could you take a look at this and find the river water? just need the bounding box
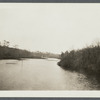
[0,58,99,90]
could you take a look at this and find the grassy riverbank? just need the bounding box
[58,43,100,82]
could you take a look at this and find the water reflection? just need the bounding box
[0,59,99,90]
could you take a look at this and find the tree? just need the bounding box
[3,40,10,47]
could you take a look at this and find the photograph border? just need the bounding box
[0,0,100,3]
[0,0,100,98]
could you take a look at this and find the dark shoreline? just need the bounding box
[0,45,59,60]
[0,57,47,60]
[57,44,100,85]
[58,62,100,90]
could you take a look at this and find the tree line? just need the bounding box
[0,40,60,59]
[58,41,100,81]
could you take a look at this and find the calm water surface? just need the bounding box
[0,58,99,90]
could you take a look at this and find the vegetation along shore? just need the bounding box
[0,40,60,60]
[58,42,100,82]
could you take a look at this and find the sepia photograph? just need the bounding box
[0,3,100,92]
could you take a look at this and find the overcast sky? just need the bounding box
[0,3,100,54]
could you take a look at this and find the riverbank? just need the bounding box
[0,46,60,60]
[58,43,100,83]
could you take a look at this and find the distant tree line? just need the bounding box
[58,41,100,81]
[0,40,60,59]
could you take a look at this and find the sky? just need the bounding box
[0,3,100,54]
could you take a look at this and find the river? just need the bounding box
[0,58,99,90]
